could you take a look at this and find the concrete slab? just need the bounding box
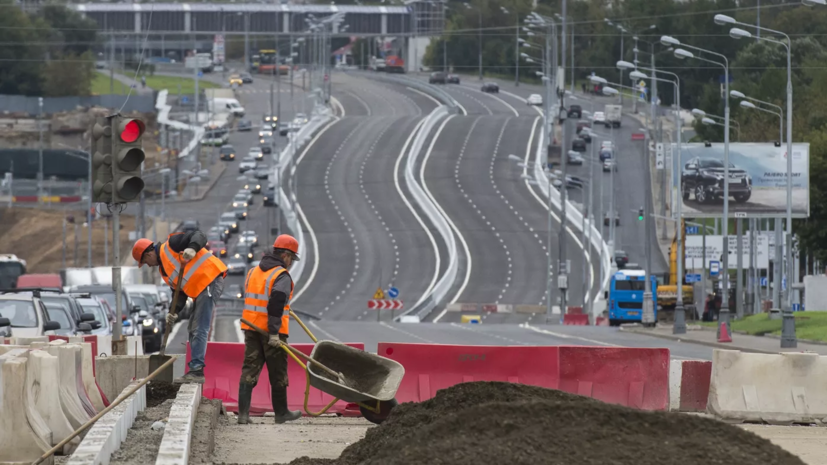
[156,384,202,465]
[95,355,150,402]
[45,343,91,429]
[28,350,79,454]
[740,424,827,465]
[0,355,53,465]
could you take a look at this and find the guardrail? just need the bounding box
[354,71,461,109]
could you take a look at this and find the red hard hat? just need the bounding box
[273,234,299,258]
[132,238,154,266]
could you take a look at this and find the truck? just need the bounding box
[385,55,406,74]
[604,104,622,128]
[656,219,694,316]
[185,53,213,73]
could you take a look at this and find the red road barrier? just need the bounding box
[595,316,609,326]
[567,306,583,315]
[558,347,669,410]
[378,343,561,403]
[676,360,712,412]
[563,314,589,325]
[12,196,38,203]
[59,196,82,203]
[188,341,365,416]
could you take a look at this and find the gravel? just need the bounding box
[108,398,174,465]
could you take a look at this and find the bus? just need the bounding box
[607,269,657,326]
[257,50,290,75]
[0,254,27,289]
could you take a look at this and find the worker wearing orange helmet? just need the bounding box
[131,229,227,383]
[237,234,301,425]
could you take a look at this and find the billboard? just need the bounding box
[684,233,770,270]
[671,143,809,218]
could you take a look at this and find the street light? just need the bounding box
[729,27,752,39]
[731,91,783,142]
[464,2,483,80]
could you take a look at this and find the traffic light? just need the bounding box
[638,208,644,221]
[111,116,146,203]
[90,116,113,203]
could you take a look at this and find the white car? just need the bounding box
[238,231,259,246]
[231,193,248,208]
[593,111,607,125]
[248,147,264,161]
[294,113,309,125]
[238,155,257,173]
[527,94,543,106]
[601,141,614,150]
[258,129,273,138]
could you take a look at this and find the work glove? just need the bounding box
[268,335,283,349]
[182,248,196,262]
[166,313,178,326]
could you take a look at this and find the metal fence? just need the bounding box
[0,94,156,115]
[0,178,87,204]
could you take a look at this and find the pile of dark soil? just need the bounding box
[146,380,181,407]
[289,381,805,465]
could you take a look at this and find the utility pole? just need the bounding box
[87,148,92,268]
[642,132,654,325]
[736,219,744,318]
[38,97,43,205]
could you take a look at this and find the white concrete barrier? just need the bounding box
[155,383,202,465]
[77,342,105,411]
[45,343,92,429]
[0,354,52,464]
[126,335,144,356]
[28,350,80,454]
[67,382,146,465]
[708,349,827,424]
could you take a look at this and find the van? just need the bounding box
[210,98,246,117]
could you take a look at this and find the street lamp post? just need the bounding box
[464,2,482,80]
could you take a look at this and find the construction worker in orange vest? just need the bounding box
[237,234,301,425]
[132,230,227,383]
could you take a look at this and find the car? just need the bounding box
[238,231,259,246]
[260,136,274,154]
[603,159,618,172]
[624,263,643,270]
[263,115,278,129]
[219,213,240,233]
[237,119,252,132]
[207,240,228,257]
[429,72,446,84]
[232,193,249,208]
[0,292,60,338]
[248,147,264,161]
[208,226,229,242]
[568,105,583,118]
[254,167,270,180]
[614,250,629,269]
[240,72,254,84]
[130,294,163,351]
[233,204,248,220]
[238,189,254,204]
[181,219,199,233]
[225,258,247,275]
[447,74,460,84]
[481,82,499,93]
[234,243,255,263]
[294,113,309,125]
[576,121,591,134]
[567,152,584,165]
[259,129,274,138]
[239,155,258,173]
[578,131,592,143]
[527,94,543,106]
[244,181,262,194]
[571,139,587,153]
[279,122,299,137]
[600,141,614,150]
[604,212,621,227]
[228,74,243,86]
[224,284,243,300]
[682,157,752,204]
[599,147,613,162]
[592,111,606,125]
[37,293,100,336]
[565,175,584,189]
[263,187,277,207]
[219,145,236,161]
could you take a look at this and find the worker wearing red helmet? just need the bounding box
[131,230,227,383]
[237,234,301,425]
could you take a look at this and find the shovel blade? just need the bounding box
[149,354,174,383]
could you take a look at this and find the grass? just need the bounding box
[91,72,219,95]
[700,312,827,342]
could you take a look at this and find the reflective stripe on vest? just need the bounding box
[240,265,293,335]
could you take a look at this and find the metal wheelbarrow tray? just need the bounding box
[307,340,405,404]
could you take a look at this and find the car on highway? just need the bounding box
[234,243,255,263]
[592,111,606,126]
[237,119,252,132]
[568,104,583,118]
[567,152,584,165]
[253,167,270,180]
[681,157,752,204]
[601,140,614,149]
[37,292,101,336]
[248,147,264,161]
[259,129,273,138]
[228,74,243,86]
[0,292,59,338]
[429,72,446,84]
[232,204,248,221]
[263,115,278,129]
[603,159,618,172]
[604,211,621,227]
[239,155,258,173]
[232,193,249,208]
[527,94,543,106]
[76,297,113,336]
[219,213,240,233]
[447,74,460,84]
[578,131,592,143]
[225,258,247,275]
[219,145,236,161]
[576,120,591,134]
[571,139,586,153]
[263,187,277,207]
[481,82,499,93]
[227,284,243,300]
[280,122,299,137]
[243,181,262,194]
[599,147,613,162]
[240,72,254,84]
[614,250,629,269]
[565,175,584,189]
[181,219,199,233]
[238,231,259,247]
[207,240,228,257]
[238,188,254,204]
[259,136,274,154]
[208,226,230,242]
[294,113,309,125]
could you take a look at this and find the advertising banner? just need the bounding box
[684,233,770,270]
[672,143,809,218]
[213,34,225,64]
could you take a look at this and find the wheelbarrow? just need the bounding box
[241,311,404,424]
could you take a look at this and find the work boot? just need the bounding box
[237,383,254,425]
[272,385,301,424]
[174,369,205,384]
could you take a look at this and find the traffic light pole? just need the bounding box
[112,203,124,352]
[642,132,654,326]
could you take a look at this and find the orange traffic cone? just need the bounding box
[718,322,732,343]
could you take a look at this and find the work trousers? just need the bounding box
[187,275,224,372]
[240,330,290,415]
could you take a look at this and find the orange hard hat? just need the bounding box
[132,238,154,266]
[273,234,299,258]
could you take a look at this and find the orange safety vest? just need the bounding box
[240,266,293,335]
[159,233,228,298]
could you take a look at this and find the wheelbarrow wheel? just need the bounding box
[360,398,398,425]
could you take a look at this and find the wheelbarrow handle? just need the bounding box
[239,318,344,383]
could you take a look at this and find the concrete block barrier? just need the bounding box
[95,355,150,402]
[669,360,712,412]
[67,382,146,465]
[28,350,80,454]
[0,354,53,464]
[45,343,92,429]
[49,337,106,412]
[155,383,202,465]
[708,349,827,424]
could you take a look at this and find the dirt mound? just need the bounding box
[146,380,180,408]
[288,381,804,465]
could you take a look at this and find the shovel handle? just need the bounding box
[159,256,187,356]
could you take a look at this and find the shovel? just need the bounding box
[149,257,187,383]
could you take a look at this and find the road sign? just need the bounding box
[181,96,189,104]
[638,80,646,89]
[367,299,404,310]
[686,273,702,283]
[656,143,664,171]
[734,212,747,218]
[709,261,721,276]
[197,71,203,77]
[782,277,787,290]
[373,288,385,299]
[685,225,699,235]
[631,132,645,141]
[388,287,399,299]
[760,277,768,287]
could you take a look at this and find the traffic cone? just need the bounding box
[718,322,732,343]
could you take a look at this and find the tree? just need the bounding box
[42,51,95,97]
[0,0,46,95]
[40,5,99,56]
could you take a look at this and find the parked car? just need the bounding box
[225,258,247,275]
[447,74,460,84]
[527,94,543,106]
[219,213,240,233]
[571,139,587,153]
[181,219,199,233]
[237,119,252,132]
[682,157,752,204]
[219,145,236,161]
[249,147,264,161]
[568,104,583,118]
[614,250,629,269]
[239,155,257,173]
[429,72,446,84]
[0,292,60,337]
[481,82,499,93]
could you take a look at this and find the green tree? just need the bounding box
[42,51,95,97]
[40,5,99,56]
[0,0,46,95]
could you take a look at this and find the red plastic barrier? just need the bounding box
[563,314,589,325]
[595,316,609,326]
[187,341,365,416]
[12,196,38,203]
[567,306,583,315]
[59,196,82,203]
[378,343,561,403]
[678,361,712,412]
[558,347,669,411]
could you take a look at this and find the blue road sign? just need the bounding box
[686,274,702,283]
[782,277,787,290]
[709,261,721,277]
[198,71,203,77]
[685,226,699,235]
[388,287,399,299]
[792,303,801,312]
[760,277,768,287]
[181,96,189,104]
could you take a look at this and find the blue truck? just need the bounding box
[607,269,657,326]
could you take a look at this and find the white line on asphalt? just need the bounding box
[405,86,443,109]
[449,322,528,345]
[484,118,514,303]
[521,323,619,346]
[310,321,341,342]
[379,321,435,343]
[471,88,519,116]
[330,96,345,117]
[346,90,372,116]
[497,88,544,117]
[452,88,493,115]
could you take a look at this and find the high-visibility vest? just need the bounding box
[240,266,293,335]
[159,233,228,298]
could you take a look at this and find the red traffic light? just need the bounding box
[119,119,145,143]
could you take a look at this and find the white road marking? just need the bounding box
[406,86,442,108]
[521,323,619,346]
[449,322,527,345]
[310,321,341,342]
[330,96,345,117]
[379,321,435,343]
